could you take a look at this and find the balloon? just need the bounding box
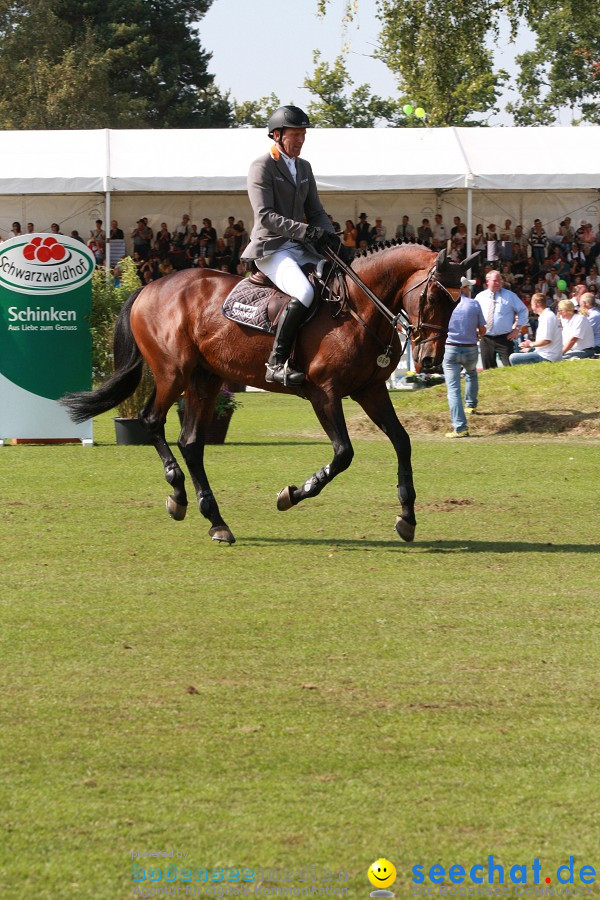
[402,104,414,116]
[557,279,567,291]
[415,107,426,118]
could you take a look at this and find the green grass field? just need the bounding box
[1,363,599,899]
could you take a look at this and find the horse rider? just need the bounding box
[243,105,341,385]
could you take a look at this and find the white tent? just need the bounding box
[1,127,598,251]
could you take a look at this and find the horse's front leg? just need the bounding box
[351,382,416,542]
[276,393,354,510]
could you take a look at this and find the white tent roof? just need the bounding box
[0,126,598,194]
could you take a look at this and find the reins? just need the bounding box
[323,246,452,367]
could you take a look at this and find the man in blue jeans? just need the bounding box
[442,278,487,438]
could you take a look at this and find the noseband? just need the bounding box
[399,266,455,346]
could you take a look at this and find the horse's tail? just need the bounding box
[61,288,145,424]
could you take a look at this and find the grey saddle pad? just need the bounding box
[221,278,291,335]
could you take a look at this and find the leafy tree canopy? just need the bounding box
[315,0,600,126]
[0,0,232,129]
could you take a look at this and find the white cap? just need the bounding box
[461,276,476,287]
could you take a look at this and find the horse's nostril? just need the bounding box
[421,356,434,370]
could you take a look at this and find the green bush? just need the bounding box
[90,257,154,419]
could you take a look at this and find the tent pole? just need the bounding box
[105,189,111,274]
[466,187,473,276]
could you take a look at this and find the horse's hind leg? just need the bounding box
[351,382,417,543]
[140,385,189,521]
[177,372,236,545]
[277,391,354,510]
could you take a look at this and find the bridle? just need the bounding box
[323,247,456,366]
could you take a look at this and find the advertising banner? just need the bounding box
[0,233,95,442]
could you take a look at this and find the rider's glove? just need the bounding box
[305,226,341,255]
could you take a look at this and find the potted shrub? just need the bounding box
[90,258,155,444]
[177,387,241,444]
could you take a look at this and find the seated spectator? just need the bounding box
[472,224,486,254]
[131,219,151,259]
[214,237,232,270]
[223,216,236,250]
[88,219,105,264]
[396,215,416,240]
[342,219,357,253]
[509,293,562,365]
[501,262,516,288]
[228,223,245,274]
[110,219,124,240]
[432,214,447,245]
[528,219,548,267]
[370,217,386,245]
[417,218,433,244]
[26,222,35,234]
[355,212,371,247]
[236,220,249,252]
[199,217,217,264]
[156,222,171,254]
[559,217,575,247]
[70,229,86,244]
[450,216,463,236]
[579,293,600,352]
[557,299,595,359]
[172,213,191,249]
[585,265,600,290]
[499,219,513,241]
[157,256,174,278]
[186,233,202,266]
[576,220,594,254]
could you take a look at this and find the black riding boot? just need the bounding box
[266,298,310,385]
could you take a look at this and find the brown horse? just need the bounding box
[63,242,479,544]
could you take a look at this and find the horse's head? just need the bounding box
[404,249,482,372]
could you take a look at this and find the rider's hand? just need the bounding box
[306,226,341,255]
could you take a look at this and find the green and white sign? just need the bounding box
[0,233,95,441]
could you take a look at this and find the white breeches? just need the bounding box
[255,244,321,308]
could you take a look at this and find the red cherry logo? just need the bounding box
[50,244,66,260]
[31,237,42,246]
[23,245,36,260]
[36,246,51,262]
[43,236,57,247]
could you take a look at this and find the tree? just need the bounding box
[0,0,232,129]
[507,1,600,124]
[317,0,600,126]
[303,52,400,127]
[375,0,509,126]
[232,93,282,128]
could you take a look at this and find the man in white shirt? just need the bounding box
[509,294,562,365]
[477,270,529,368]
[432,214,448,245]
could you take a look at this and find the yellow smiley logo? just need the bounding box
[368,858,397,889]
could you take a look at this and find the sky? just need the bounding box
[200,0,547,127]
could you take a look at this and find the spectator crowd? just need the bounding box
[2,211,599,351]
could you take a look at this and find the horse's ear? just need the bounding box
[462,251,483,272]
[436,249,448,271]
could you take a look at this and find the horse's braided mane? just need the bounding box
[355,237,431,258]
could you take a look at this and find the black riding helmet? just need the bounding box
[267,105,311,139]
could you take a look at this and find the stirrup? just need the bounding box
[265,360,305,386]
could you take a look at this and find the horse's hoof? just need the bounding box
[277,485,298,511]
[209,526,236,545]
[396,515,415,543]
[166,496,187,521]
